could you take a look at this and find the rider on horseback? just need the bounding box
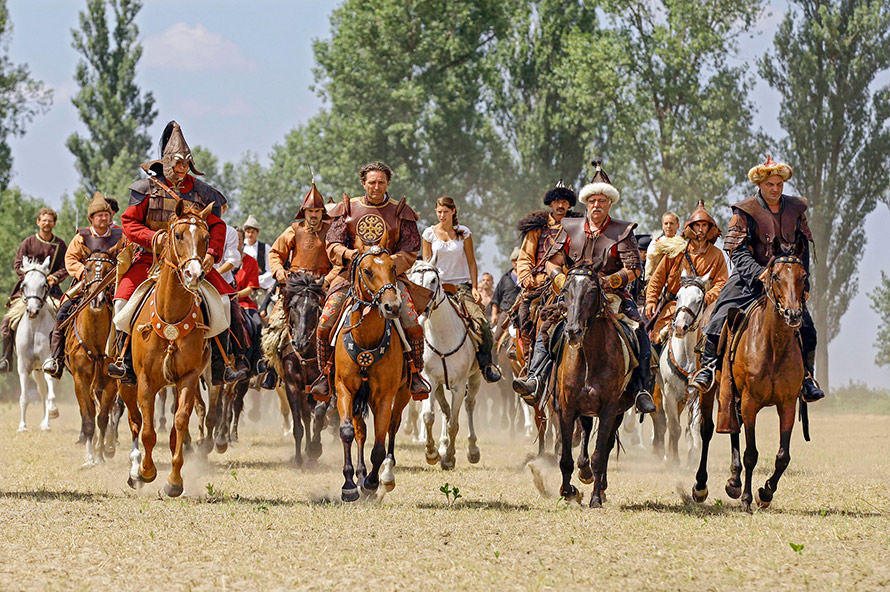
[43,192,125,379]
[107,121,245,386]
[0,209,67,373]
[421,196,502,383]
[264,182,334,388]
[310,161,430,401]
[513,159,657,415]
[690,155,824,403]
[645,200,728,351]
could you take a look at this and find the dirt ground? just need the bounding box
[0,391,888,592]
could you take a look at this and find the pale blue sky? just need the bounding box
[5,0,890,389]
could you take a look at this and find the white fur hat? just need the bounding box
[578,158,619,205]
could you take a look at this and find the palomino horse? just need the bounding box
[334,245,411,502]
[655,269,711,467]
[117,200,214,497]
[16,256,59,431]
[556,264,637,507]
[692,238,808,511]
[67,250,120,465]
[409,261,481,470]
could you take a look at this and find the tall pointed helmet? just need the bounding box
[748,154,792,185]
[578,157,620,205]
[294,182,330,220]
[87,190,113,218]
[682,199,721,243]
[140,121,204,179]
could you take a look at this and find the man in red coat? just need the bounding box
[108,121,244,385]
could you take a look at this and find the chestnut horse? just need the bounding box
[556,265,636,508]
[334,245,411,502]
[692,238,808,511]
[118,200,214,497]
[67,250,119,466]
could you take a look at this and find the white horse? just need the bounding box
[16,256,60,431]
[656,269,711,467]
[409,261,481,470]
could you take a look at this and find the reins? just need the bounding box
[764,255,806,326]
[415,265,471,392]
[21,268,50,309]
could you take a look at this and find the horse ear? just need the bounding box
[793,234,807,258]
[41,256,51,271]
[174,199,186,219]
[200,203,214,220]
[701,269,711,283]
[771,236,782,257]
[680,267,689,278]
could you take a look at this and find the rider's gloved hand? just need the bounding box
[552,273,566,293]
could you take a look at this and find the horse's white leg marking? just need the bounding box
[129,439,142,482]
[436,384,451,462]
[422,385,439,463]
[18,361,29,431]
[466,373,481,463]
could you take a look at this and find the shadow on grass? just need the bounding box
[0,489,115,503]
[415,500,533,511]
[621,500,885,518]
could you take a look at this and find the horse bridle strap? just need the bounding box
[350,247,398,307]
[148,294,203,341]
[342,317,393,379]
[22,268,50,306]
[672,276,707,331]
[765,255,806,318]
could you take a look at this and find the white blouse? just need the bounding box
[422,225,472,284]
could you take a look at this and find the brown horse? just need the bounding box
[334,245,411,502]
[67,250,119,466]
[118,200,213,497]
[692,238,809,511]
[556,265,636,507]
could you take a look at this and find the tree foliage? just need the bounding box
[0,187,46,295]
[0,1,51,191]
[67,0,156,193]
[762,0,890,386]
[869,271,890,367]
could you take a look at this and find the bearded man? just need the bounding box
[690,155,823,404]
[513,160,656,414]
[268,183,334,287]
[645,200,728,347]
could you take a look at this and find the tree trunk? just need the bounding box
[811,250,830,393]
[814,305,829,394]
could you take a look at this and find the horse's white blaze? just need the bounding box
[373,257,384,265]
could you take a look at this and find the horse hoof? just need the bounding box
[425,450,440,465]
[82,459,98,469]
[740,500,752,513]
[127,476,143,490]
[756,487,772,509]
[48,407,59,420]
[105,447,116,459]
[165,482,184,498]
[40,422,51,431]
[307,444,322,460]
[578,467,594,485]
[139,470,156,484]
[725,482,742,499]
[589,495,603,509]
[341,487,360,503]
[17,425,27,432]
[215,442,228,454]
[440,457,455,471]
[692,486,709,503]
[382,479,395,492]
[467,449,481,464]
[361,478,379,495]
[561,485,581,504]
[291,455,303,467]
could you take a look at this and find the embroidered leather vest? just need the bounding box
[134,177,224,231]
[560,217,636,275]
[288,221,332,276]
[732,195,808,266]
[78,227,123,253]
[534,223,562,268]
[343,197,403,251]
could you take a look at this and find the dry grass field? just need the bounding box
[1,391,888,592]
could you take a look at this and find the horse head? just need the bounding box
[408,260,441,315]
[168,200,213,291]
[83,250,116,310]
[764,235,808,328]
[284,272,325,353]
[673,268,711,337]
[353,244,401,320]
[21,256,51,318]
[563,264,603,345]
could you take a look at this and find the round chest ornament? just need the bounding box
[356,214,386,246]
[163,324,180,340]
[356,351,375,367]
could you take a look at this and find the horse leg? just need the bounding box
[136,379,158,484]
[757,404,794,509]
[725,431,743,499]
[283,371,305,466]
[276,384,292,436]
[598,416,622,503]
[685,389,702,469]
[155,388,168,433]
[664,384,682,466]
[440,382,464,471]
[362,395,392,495]
[422,385,440,465]
[739,404,759,512]
[535,405,547,457]
[692,386,715,503]
[42,374,59,427]
[308,399,327,461]
[72,370,97,465]
[577,416,594,484]
[111,395,124,447]
[557,409,581,502]
[194,385,207,444]
[381,385,410,492]
[18,365,29,431]
[465,373,481,464]
[590,412,616,508]
[118,383,144,489]
[165,380,198,498]
[214,383,233,454]
[230,381,247,442]
[336,385,358,502]
[354,413,368,485]
[199,384,222,456]
[97,379,116,461]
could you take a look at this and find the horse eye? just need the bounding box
[175,232,183,240]
[363,269,373,278]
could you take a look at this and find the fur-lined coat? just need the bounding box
[515,210,582,290]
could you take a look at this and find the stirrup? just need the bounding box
[410,372,431,401]
[43,358,63,380]
[310,372,332,403]
[800,376,824,403]
[689,363,716,392]
[634,390,656,414]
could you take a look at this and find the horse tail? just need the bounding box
[162,343,176,384]
[352,379,370,418]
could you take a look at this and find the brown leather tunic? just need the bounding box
[723,194,812,264]
[557,216,640,274]
[269,221,332,277]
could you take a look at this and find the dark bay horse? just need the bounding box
[693,238,808,511]
[556,265,636,508]
[67,250,119,465]
[118,200,214,497]
[334,245,411,502]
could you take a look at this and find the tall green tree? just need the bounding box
[869,271,890,367]
[0,188,46,294]
[0,1,51,191]
[762,0,890,388]
[67,0,156,193]
[571,0,764,231]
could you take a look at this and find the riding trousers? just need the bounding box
[317,280,421,337]
[454,282,494,354]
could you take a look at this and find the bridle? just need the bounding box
[765,254,806,327]
[83,254,115,306]
[415,265,446,315]
[22,268,50,310]
[567,265,605,318]
[671,275,708,334]
[163,214,209,298]
[349,246,398,307]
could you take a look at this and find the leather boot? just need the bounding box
[261,367,277,390]
[0,329,13,373]
[476,347,502,383]
[406,329,430,400]
[210,335,245,385]
[107,332,136,385]
[801,350,824,402]
[310,335,334,402]
[513,331,551,406]
[690,337,719,392]
[42,324,68,379]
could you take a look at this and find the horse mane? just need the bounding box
[283,272,324,306]
[516,210,583,235]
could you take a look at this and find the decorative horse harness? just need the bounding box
[416,265,471,392]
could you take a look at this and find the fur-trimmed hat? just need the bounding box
[294,182,330,220]
[578,158,619,205]
[543,179,577,208]
[748,154,792,185]
[88,191,113,217]
[681,200,721,243]
[635,233,652,251]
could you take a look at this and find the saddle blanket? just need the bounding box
[113,278,229,339]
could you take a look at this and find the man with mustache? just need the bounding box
[513,160,657,414]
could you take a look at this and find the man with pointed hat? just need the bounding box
[268,182,335,287]
[513,159,657,415]
[0,208,68,373]
[42,192,126,378]
[309,161,431,401]
[690,156,823,420]
[644,200,728,346]
[242,214,275,295]
[107,120,244,385]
